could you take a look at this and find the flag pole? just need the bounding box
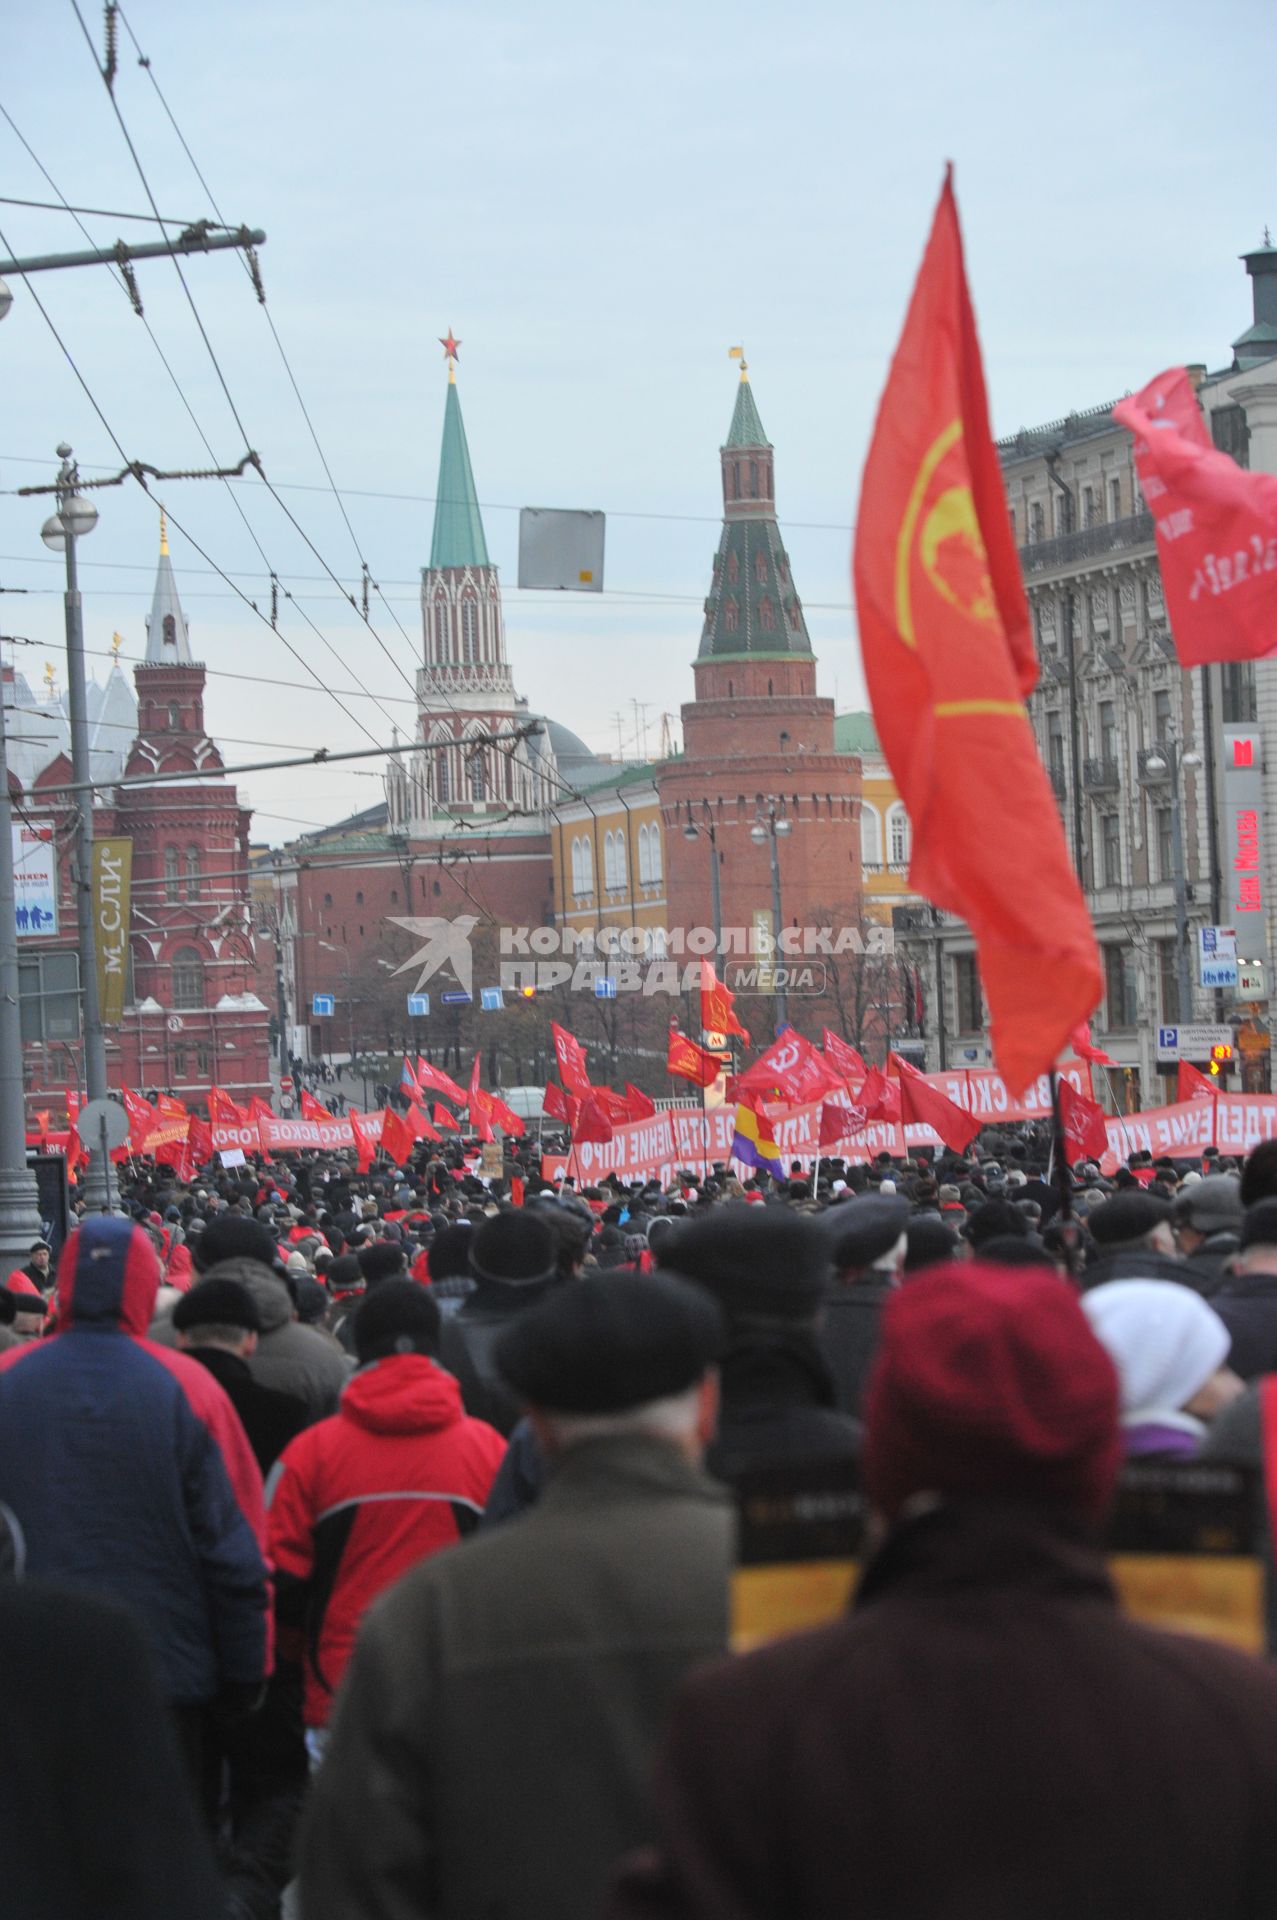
[1049,1068,1078,1281]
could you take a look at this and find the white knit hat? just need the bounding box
[1081,1280,1229,1418]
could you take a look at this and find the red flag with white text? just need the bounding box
[1057,1078,1110,1164]
[822,1030,867,1085]
[415,1058,467,1104]
[735,1030,844,1106]
[300,1089,334,1123]
[1177,1059,1219,1103]
[551,1022,592,1098]
[1113,367,1277,666]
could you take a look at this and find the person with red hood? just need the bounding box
[266,1281,505,1741]
[608,1262,1277,1920]
[0,1216,272,1799]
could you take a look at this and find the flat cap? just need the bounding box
[470,1210,558,1288]
[662,1206,831,1318]
[818,1194,911,1274]
[172,1277,261,1335]
[495,1271,722,1414]
[1240,1197,1277,1251]
[1086,1191,1172,1248]
[1172,1173,1242,1236]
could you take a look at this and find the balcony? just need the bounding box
[1082,757,1121,795]
[1020,511,1155,578]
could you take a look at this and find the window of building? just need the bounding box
[646,827,662,884]
[1030,501,1046,543]
[1155,805,1174,884]
[759,597,775,630]
[173,1047,187,1078]
[164,845,180,903]
[1082,485,1097,527]
[1105,944,1138,1028]
[1046,712,1066,789]
[888,805,911,865]
[434,599,448,660]
[748,459,759,498]
[1157,939,1182,1025]
[355,890,364,905]
[391,889,399,904]
[461,597,479,663]
[1211,403,1251,469]
[323,891,333,907]
[727,463,738,500]
[726,551,739,584]
[468,750,485,803]
[167,701,180,729]
[184,847,200,900]
[1152,688,1171,743]
[755,550,767,584]
[171,947,205,1011]
[17,950,80,1044]
[571,836,592,897]
[860,804,882,868]
[197,1043,211,1077]
[1098,700,1118,766]
[603,831,618,889]
[436,750,450,806]
[1100,812,1121,887]
[787,601,802,630]
[953,953,982,1033]
[1109,477,1122,521]
[723,598,739,633]
[1221,662,1258,725]
[1008,506,1016,543]
[612,831,627,889]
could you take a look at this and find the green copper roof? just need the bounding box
[724,377,770,449]
[833,711,880,755]
[430,381,490,570]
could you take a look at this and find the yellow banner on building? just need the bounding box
[92,837,132,1026]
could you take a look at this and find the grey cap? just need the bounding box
[818,1194,911,1274]
[1172,1173,1243,1236]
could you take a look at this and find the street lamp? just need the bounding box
[41,446,114,1211]
[1142,736,1203,1028]
[0,278,11,325]
[751,798,792,1028]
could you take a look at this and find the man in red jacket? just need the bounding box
[266,1281,505,1745]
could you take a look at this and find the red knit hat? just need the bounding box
[863,1261,1122,1526]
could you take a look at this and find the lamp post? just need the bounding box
[750,798,792,1029]
[1142,735,1203,1028]
[0,627,47,1260]
[41,446,115,1212]
[681,801,723,956]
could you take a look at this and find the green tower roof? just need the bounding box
[430,379,490,570]
[724,375,770,449]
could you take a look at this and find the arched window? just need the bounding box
[749,459,759,498]
[603,831,614,888]
[468,749,485,803]
[433,599,448,660]
[860,804,882,868]
[171,946,205,1011]
[888,805,911,866]
[168,701,180,729]
[184,846,200,900]
[755,550,768,584]
[604,830,626,890]
[164,845,180,903]
[759,598,776,631]
[726,551,739,584]
[571,836,592,897]
[163,614,176,649]
[436,749,450,806]
[355,890,364,905]
[724,598,740,634]
[727,463,738,500]
[461,597,479,663]
[646,825,662,885]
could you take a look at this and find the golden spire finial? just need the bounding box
[729,344,749,383]
[43,661,57,696]
[111,631,124,660]
[159,508,169,555]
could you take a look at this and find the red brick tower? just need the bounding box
[659,363,861,976]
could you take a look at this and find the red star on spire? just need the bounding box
[439,329,461,362]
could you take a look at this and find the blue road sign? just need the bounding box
[407,993,431,1017]
[480,987,504,1011]
[312,993,335,1017]
[594,975,618,999]
[440,990,473,1006]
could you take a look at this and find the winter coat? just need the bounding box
[298,1434,734,1920]
[185,1343,311,1474]
[607,1499,1277,1920]
[0,1218,271,1706]
[707,1329,862,1485]
[266,1352,505,1725]
[437,1277,558,1434]
[818,1278,893,1418]
[202,1256,350,1420]
[1208,1271,1277,1380]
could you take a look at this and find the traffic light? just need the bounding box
[1209,1042,1234,1077]
[519,984,537,1001]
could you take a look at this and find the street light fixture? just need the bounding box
[0,278,12,324]
[1146,735,1203,1030]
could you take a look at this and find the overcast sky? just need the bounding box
[2,0,1272,843]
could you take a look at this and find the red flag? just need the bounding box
[406,1101,442,1144]
[542,1082,577,1125]
[248,1095,275,1124]
[33,1108,51,1146]
[574,1089,614,1145]
[157,1093,187,1123]
[1057,1079,1110,1164]
[65,1125,84,1184]
[348,1108,376,1174]
[67,1088,81,1126]
[587,1085,636,1124]
[623,1083,656,1121]
[300,1089,334,1123]
[890,1054,981,1153]
[667,1023,722,1089]
[858,1066,902,1122]
[432,1102,460,1132]
[551,1022,592,1098]
[819,1097,868,1147]
[208,1087,247,1127]
[821,1029,867,1084]
[700,959,750,1046]
[380,1107,416,1166]
[415,1058,467,1104]
[735,1030,843,1105]
[1070,1023,1118,1068]
[1177,1059,1219,1103]
[120,1086,154,1152]
[1113,367,1277,666]
[467,1054,496,1131]
[854,169,1100,1096]
[490,1095,526,1138]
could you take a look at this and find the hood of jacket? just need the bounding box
[59,1216,161,1335]
[195,1255,295,1331]
[340,1352,465,1435]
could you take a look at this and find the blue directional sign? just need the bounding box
[312,993,335,1017]
[407,993,431,1017]
[594,975,618,999]
[480,987,504,1012]
[440,989,473,1006]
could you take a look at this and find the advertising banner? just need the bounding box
[13,819,57,938]
[91,837,132,1026]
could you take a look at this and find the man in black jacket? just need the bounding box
[1206,1197,1277,1380]
[173,1277,310,1473]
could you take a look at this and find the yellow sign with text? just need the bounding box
[92,837,132,1026]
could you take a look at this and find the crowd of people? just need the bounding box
[5,1119,1277,1916]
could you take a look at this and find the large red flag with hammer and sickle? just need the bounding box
[854,167,1100,1096]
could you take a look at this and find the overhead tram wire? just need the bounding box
[1,95,408,747]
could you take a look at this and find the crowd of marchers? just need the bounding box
[5,1124,1277,1918]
